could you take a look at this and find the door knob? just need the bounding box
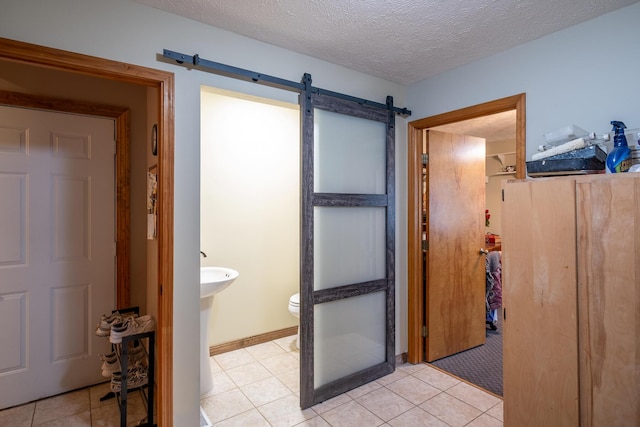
[479,248,489,255]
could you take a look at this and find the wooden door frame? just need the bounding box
[406,93,526,363]
[0,37,175,425]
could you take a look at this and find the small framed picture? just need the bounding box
[151,124,158,156]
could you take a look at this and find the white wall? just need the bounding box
[486,139,516,236]
[408,2,640,161]
[200,88,300,345]
[0,1,407,424]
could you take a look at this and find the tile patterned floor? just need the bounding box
[0,381,148,426]
[200,335,503,427]
[0,334,503,426]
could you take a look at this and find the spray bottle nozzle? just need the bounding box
[611,120,627,134]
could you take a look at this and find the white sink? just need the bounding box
[200,266,239,298]
[200,266,239,396]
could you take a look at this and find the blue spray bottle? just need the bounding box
[606,121,631,173]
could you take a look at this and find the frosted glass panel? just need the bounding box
[314,291,386,388]
[314,109,386,194]
[314,207,385,290]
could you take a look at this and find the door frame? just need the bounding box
[406,93,526,363]
[0,37,175,425]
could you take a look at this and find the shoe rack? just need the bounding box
[98,306,156,427]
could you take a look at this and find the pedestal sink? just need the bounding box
[200,267,239,395]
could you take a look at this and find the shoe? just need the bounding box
[95,312,122,337]
[102,358,119,377]
[125,344,146,361]
[99,351,117,361]
[110,364,148,392]
[96,312,139,337]
[122,345,147,367]
[100,352,119,378]
[100,347,147,377]
[109,315,155,344]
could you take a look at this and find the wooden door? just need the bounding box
[502,178,579,426]
[0,106,115,408]
[425,130,486,361]
[576,175,640,426]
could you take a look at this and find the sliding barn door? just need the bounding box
[299,86,396,408]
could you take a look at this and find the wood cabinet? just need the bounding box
[502,174,640,427]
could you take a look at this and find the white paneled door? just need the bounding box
[0,106,115,409]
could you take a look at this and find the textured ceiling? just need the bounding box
[135,0,637,85]
[432,110,517,143]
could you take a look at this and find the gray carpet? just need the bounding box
[430,318,503,396]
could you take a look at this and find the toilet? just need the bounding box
[287,293,300,349]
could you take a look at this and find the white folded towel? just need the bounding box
[531,137,587,161]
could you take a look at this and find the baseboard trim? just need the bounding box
[210,331,409,368]
[208,326,298,356]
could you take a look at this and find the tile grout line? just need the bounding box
[201,335,503,427]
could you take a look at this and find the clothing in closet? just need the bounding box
[485,251,502,330]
